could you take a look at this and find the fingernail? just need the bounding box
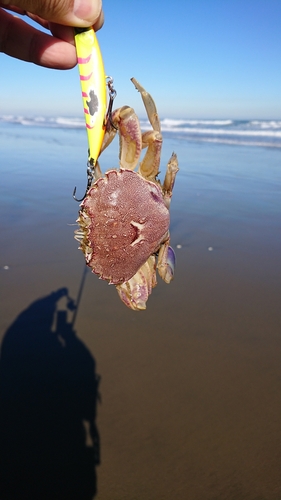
[73,0,101,22]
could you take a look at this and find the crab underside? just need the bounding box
[75,78,179,310]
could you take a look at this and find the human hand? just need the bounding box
[0,0,103,69]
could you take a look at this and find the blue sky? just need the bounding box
[1,0,281,119]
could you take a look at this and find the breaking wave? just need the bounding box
[1,115,281,148]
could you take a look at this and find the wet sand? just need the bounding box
[1,126,281,499]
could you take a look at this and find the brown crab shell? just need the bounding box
[77,168,170,285]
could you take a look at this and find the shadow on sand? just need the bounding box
[0,285,100,500]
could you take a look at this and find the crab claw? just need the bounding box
[157,244,176,283]
[116,256,157,311]
[111,106,142,170]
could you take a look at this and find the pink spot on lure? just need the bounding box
[82,92,88,97]
[77,54,92,64]
[84,108,89,114]
[80,72,93,81]
[86,124,94,129]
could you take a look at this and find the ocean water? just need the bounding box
[1,114,281,149]
[0,116,280,294]
[0,117,281,499]
[0,115,280,317]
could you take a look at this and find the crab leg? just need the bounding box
[137,130,162,181]
[99,119,118,155]
[101,106,143,170]
[116,255,157,310]
[99,79,165,178]
[157,240,176,283]
[116,107,143,169]
[162,153,179,208]
[130,78,163,181]
[131,77,161,132]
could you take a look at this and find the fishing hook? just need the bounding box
[73,158,95,202]
[105,76,118,130]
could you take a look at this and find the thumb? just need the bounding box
[1,0,103,27]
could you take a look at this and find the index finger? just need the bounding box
[0,9,77,69]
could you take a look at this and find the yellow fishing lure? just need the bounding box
[74,27,107,166]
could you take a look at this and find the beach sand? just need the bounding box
[0,126,281,499]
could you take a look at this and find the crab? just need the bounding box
[75,78,179,310]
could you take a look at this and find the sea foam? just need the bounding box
[1,116,281,148]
